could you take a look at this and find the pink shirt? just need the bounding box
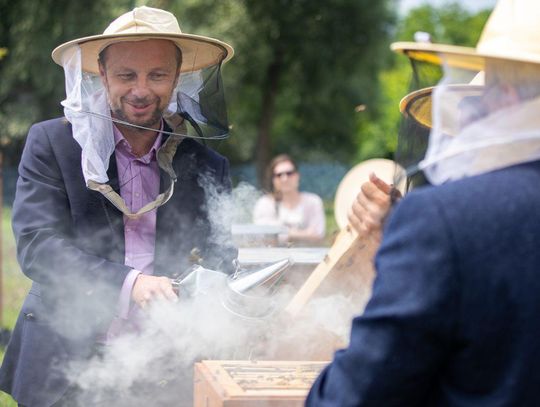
[106,124,163,340]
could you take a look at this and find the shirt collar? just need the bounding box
[113,121,164,163]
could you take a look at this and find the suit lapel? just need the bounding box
[107,154,121,193]
[101,154,125,259]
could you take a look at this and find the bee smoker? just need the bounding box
[171,258,292,320]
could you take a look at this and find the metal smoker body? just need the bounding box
[171,258,292,320]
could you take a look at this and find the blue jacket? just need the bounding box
[0,118,237,407]
[307,160,540,406]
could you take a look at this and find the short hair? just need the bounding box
[98,40,182,70]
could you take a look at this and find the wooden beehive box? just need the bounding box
[193,360,328,407]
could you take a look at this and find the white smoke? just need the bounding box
[55,180,373,406]
[67,290,257,406]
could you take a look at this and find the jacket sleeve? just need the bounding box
[306,189,460,406]
[12,122,132,332]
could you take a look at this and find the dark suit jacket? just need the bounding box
[307,160,540,406]
[0,118,237,407]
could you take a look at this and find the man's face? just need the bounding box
[99,39,180,129]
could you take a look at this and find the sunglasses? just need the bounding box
[273,170,297,179]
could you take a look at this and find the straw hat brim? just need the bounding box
[392,41,540,71]
[52,32,234,74]
[392,42,483,71]
[399,85,485,131]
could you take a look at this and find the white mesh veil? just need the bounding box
[420,59,540,185]
[394,0,540,186]
[61,46,116,184]
[393,55,480,190]
[59,42,230,189]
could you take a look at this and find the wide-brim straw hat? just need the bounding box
[393,0,540,130]
[392,0,540,71]
[400,74,485,131]
[52,6,234,74]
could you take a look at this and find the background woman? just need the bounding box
[253,154,326,244]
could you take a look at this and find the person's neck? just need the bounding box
[279,190,301,207]
[117,121,161,157]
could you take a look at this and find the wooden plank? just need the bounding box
[194,362,225,407]
[284,226,376,317]
[193,360,328,407]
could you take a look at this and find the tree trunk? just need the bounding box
[0,151,4,327]
[254,48,283,188]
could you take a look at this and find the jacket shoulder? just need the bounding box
[31,117,71,133]
[390,161,540,253]
[27,117,74,145]
[406,161,540,208]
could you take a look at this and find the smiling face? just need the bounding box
[272,160,299,194]
[98,39,181,130]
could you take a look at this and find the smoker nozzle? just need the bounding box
[170,258,292,320]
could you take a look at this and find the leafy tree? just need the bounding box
[355,3,492,163]
[398,3,490,46]
[1,0,396,183]
[157,0,396,186]
[0,0,135,164]
[234,0,396,185]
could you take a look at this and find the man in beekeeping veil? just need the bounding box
[0,6,237,407]
[308,0,540,405]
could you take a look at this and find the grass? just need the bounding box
[0,207,30,406]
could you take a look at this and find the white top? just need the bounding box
[238,247,328,265]
[253,192,326,239]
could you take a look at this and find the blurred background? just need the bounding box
[0,0,494,403]
[0,0,494,198]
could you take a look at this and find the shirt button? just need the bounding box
[135,192,140,198]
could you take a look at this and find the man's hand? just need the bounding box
[131,274,178,309]
[348,172,400,241]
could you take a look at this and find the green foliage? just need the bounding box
[160,1,396,173]
[354,3,492,163]
[234,0,396,169]
[0,207,28,406]
[397,3,491,46]
[355,61,411,162]
[0,388,16,407]
[0,207,29,330]
[143,1,398,182]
